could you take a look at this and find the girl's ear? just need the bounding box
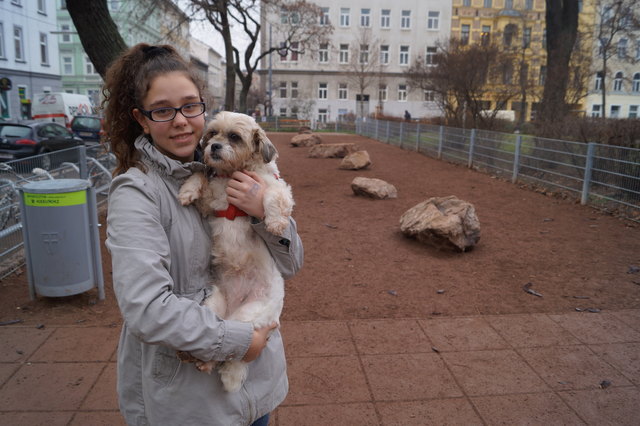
[253,125,277,163]
[132,109,149,134]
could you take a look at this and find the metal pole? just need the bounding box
[581,142,596,205]
[468,128,476,168]
[416,123,421,152]
[438,125,444,159]
[400,122,404,148]
[78,145,87,179]
[512,134,522,183]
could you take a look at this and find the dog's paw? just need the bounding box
[177,189,199,206]
[195,360,217,374]
[264,215,289,236]
[218,361,248,392]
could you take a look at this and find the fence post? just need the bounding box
[386,121,390,143]
[400,122,404,148]
[468,128,476,168]
[438,125,444,159]
[79,145,88,179]
[512,134,522,183]
[275,116,279,131]
[375,119,379,140]
[416,123,421,152]
[581,142,596,205]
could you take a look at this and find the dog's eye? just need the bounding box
[229,133,240,142]
[205,130,218,139]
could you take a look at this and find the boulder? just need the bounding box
[291,133,322,147]
[399,196,480,252]
[298,126,312,133]
[351,177,397,199]
[339,150,371,170]
[308,143,358,158]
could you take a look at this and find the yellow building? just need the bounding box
[450,0,547,122]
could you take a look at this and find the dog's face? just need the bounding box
[200,111,277,174]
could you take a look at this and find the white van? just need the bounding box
[31,93,96,128]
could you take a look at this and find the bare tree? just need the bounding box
[344,28,380,118]
[592,0,640,118]
[67,0,127,78]
[539,0,579,123]
[189,0,332,113]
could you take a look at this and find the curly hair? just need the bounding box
[101,44,205,175]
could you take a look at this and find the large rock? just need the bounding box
[308,143,357,158]
[339,150,371,170]
[351,177,397,199]
[399,196,480,252]
[291,133,321,147]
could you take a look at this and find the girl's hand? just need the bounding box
[242,322,278,362]
[226,171,266,220]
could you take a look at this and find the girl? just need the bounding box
[103,43,303,426]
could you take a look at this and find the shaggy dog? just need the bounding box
[177,111,294,392]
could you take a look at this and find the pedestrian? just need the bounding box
[404,110,412,122]
[102,43,303,426]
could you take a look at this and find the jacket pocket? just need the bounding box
[151,345,181,387]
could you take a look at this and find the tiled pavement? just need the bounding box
[1,310,639,425]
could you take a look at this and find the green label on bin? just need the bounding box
[24,190,87,207]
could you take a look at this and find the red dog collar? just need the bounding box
[214,204,248,220]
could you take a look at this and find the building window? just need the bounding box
[37,0,46,14]
[591,104,601,118]
[613,71,623,91]
[505,0,513,9]
[427,11,440,30]
[381,9,390,28]
[85,55,96,74]
[399,45,409,65]
[398,84,407,101]
[279,81,287,98]
[461,24,470,45]
[426,46,437,65]
[629,105,638,118]
[618,38,627,58]
[39,33,49,65]
[279,42,287,61]
[290,42,299,62]
[380,45,389,65]
[291,81,298,98]
[484,0,492,7]
[526,0,533,10]
[0,91,9,119]
[319,7,329,25]
[360,8,370,27]
[594,72,603,90]
[318,82,328,99]
[279,107,287,117]
[633,73,640,92]
[481,25,491,45]
[318,108,328,123]
[424,90,435,102]
[401,10,411,29]
[539,66,547,86]
[62,55,73,75]
[338,83,348,100]
[610,105,620,118]
[0,23,5,59]
[523,27,531,48]
[60,24,71,43]
[504,24,517,47]
[13,26,24,61]
[359,44,369,64]
[339,44,349,63]
[463,0,471,6]
[340,8,350,27]
[319,43,328,63]
[379,84,388,102]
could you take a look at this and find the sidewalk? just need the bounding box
[1,310,639,425]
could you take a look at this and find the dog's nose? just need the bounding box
[211,143,223,151]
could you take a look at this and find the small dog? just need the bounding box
[178,111,294,392]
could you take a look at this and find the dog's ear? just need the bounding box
[253,126,278,163]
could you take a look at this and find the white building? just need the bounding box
[190,38,225,112]
[0,0,61,120]
[259,0,452,123]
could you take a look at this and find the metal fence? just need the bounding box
[0,144,115,277]
[349,118,640,220]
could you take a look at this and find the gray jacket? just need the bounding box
[106,136,303,426]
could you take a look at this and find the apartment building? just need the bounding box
[259,0,452,123]
[0,0,61,120]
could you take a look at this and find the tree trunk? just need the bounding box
[539,0,579,124]
[66,0,127,78]
[217,2,236,111]
[601,56,607,118]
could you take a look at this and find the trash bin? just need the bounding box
[19,179,105,300]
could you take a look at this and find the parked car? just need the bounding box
[70,115,104,143]
[0,121,84,170]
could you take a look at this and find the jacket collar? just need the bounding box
[134,135,207,179]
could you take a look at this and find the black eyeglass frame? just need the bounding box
[138,102,206,122]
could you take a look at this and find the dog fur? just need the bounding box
[178,111,294,392]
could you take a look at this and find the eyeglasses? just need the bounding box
[138,102,206,122]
